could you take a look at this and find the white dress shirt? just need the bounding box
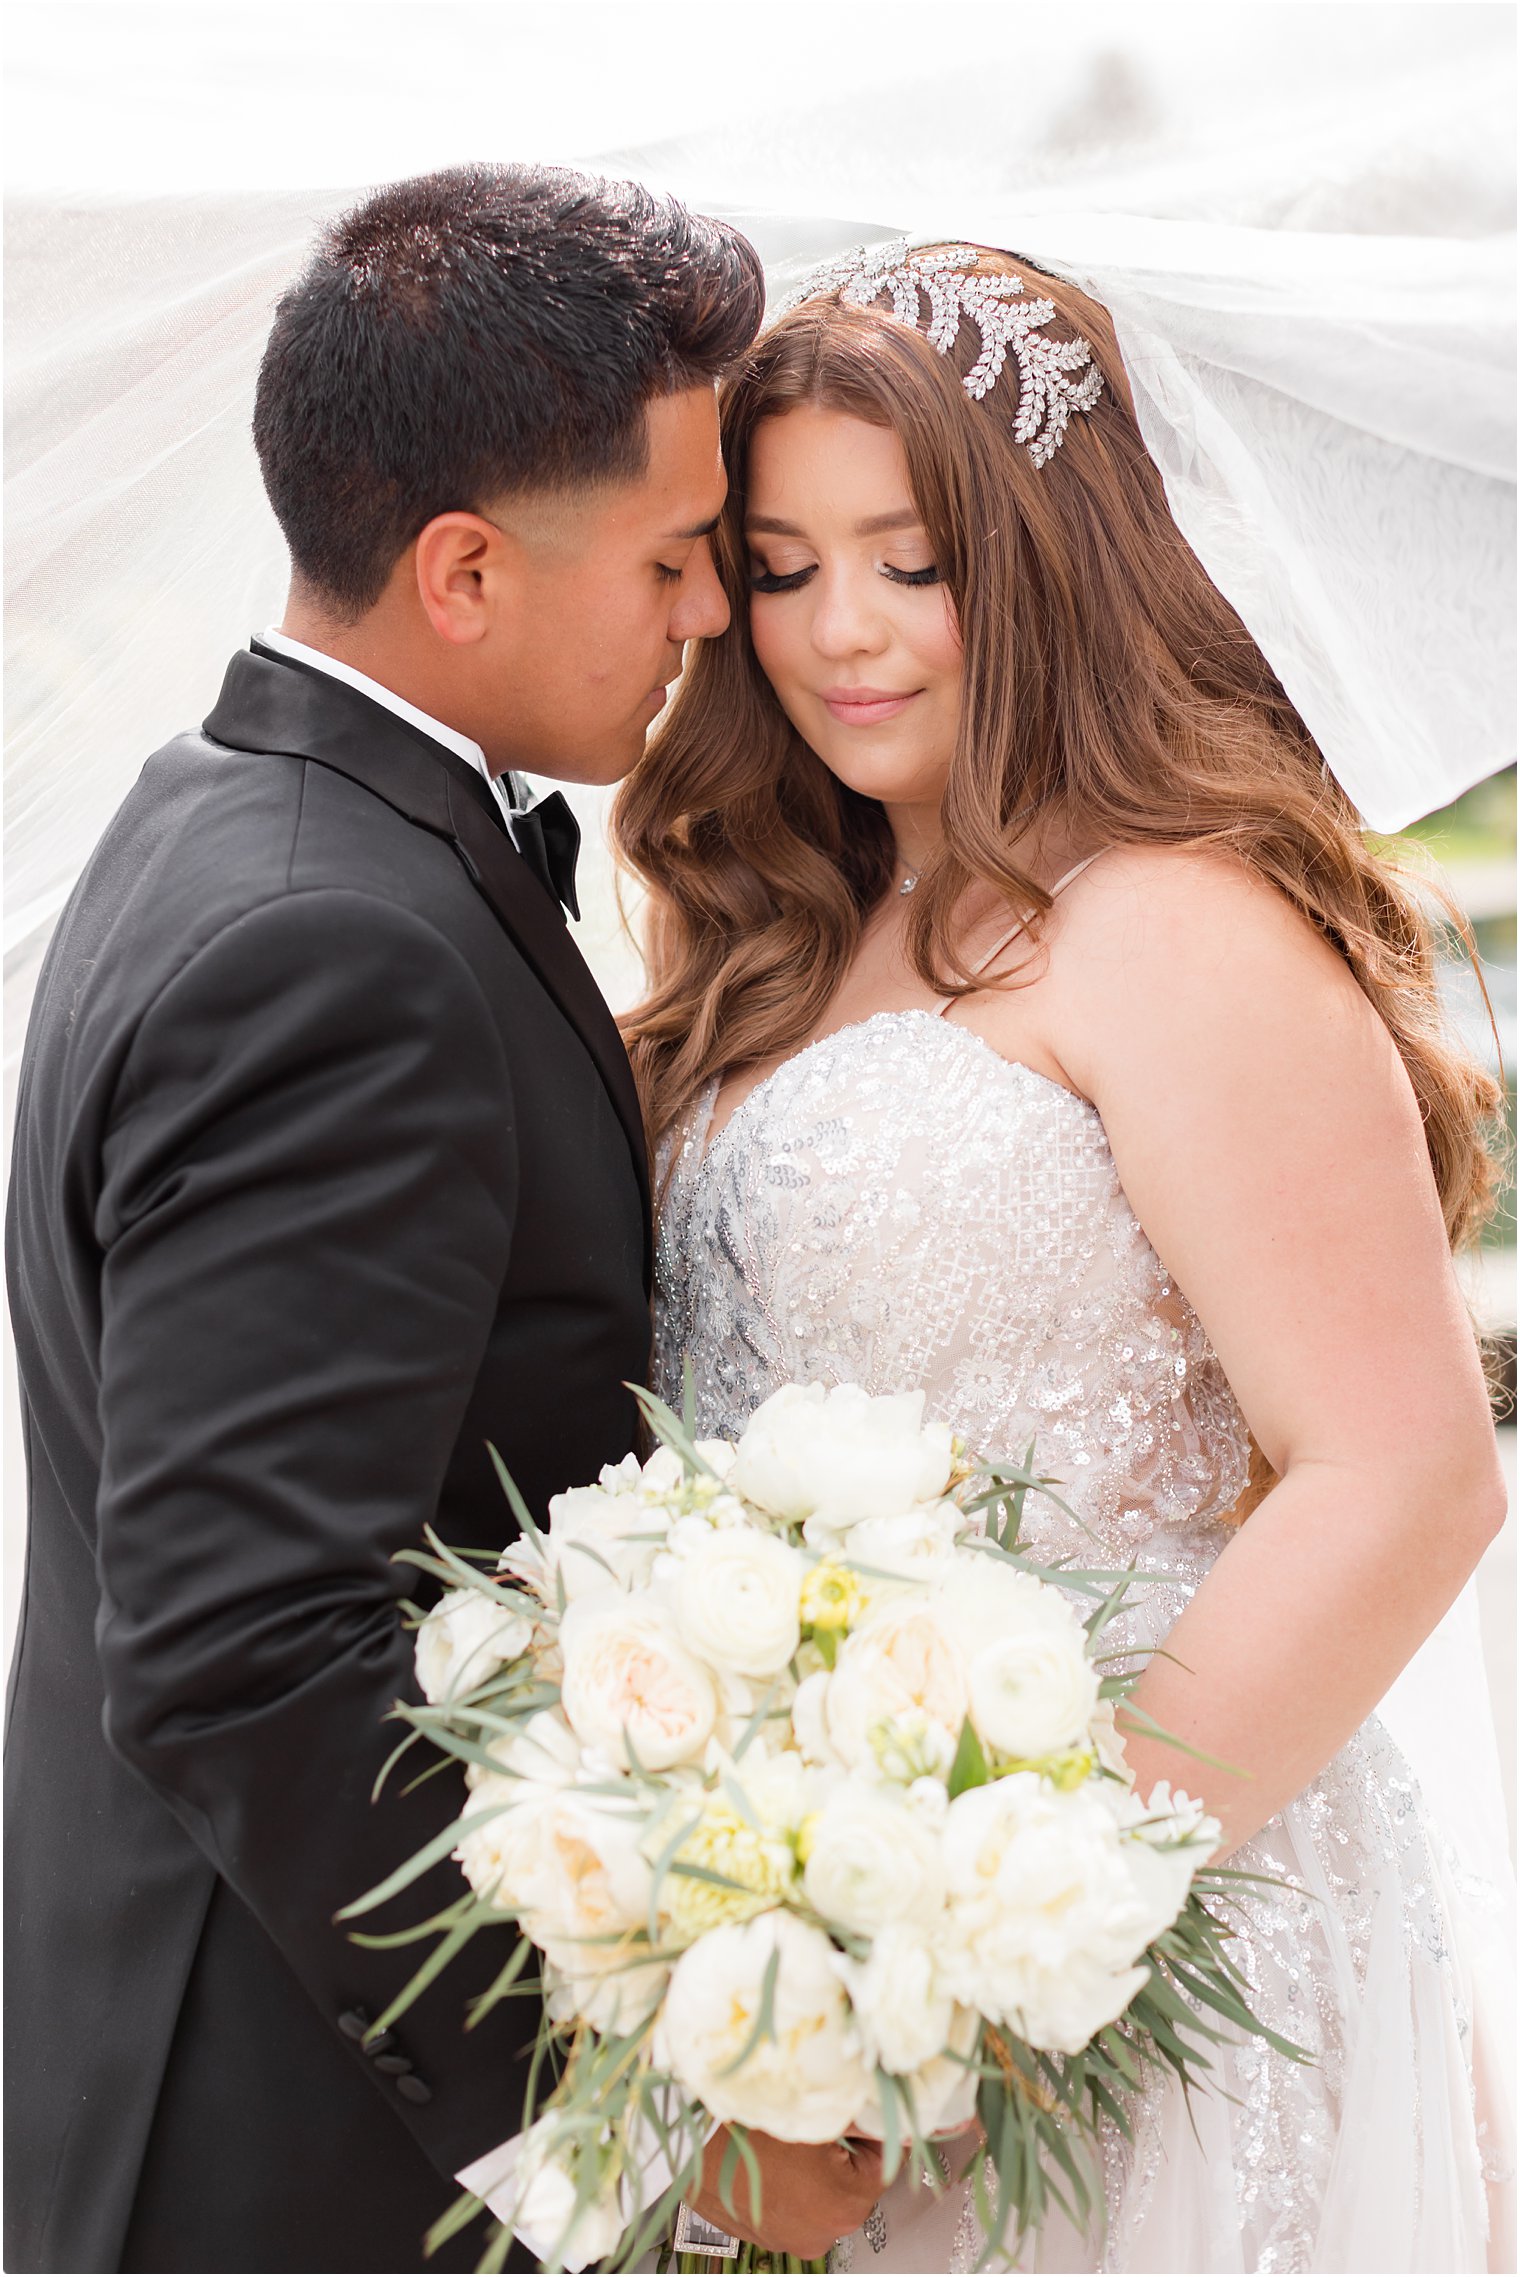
[257,625,529,841]
[260,622,539,2225]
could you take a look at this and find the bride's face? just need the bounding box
[744,407,962,810]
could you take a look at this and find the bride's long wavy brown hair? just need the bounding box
[613,247,1501,1251]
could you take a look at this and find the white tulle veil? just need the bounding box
[4,15,1513,2191]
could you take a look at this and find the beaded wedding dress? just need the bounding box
[652,915,1511,2273]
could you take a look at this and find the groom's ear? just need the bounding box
[412,510,528,647]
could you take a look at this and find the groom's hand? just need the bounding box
[689,2127,884,2258]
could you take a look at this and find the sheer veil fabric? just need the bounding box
[4,29,1513,2266]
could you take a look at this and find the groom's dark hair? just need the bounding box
[253,162,765,616]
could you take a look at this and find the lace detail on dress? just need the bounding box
[655,1009,1249,1569]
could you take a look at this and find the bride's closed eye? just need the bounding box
[748,560,943,593]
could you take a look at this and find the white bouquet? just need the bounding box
[344,1381,1301,2274]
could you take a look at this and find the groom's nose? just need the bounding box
[669,541,730,642]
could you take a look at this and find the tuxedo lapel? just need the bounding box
[204,647,652,1258]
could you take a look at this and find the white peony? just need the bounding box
[658,1909,871,2141]
[673,1527,804,1678]
[824,1598,967,1776]
[836,1919,956,2074]
[790,1668,843,1769]
[1106,1781,1220,1947]
[414,1586,533,1704]
[839,1929,982,2138]
[559,1594,718,1771]
[504,1484,669,1606]
[733,1383,954,1542]
[802,1778,944,1935]
[940,1775,1157,2053]
[503,2116,627,2273]
[845,1504,963,1585]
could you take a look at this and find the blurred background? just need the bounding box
[5,0,1515,1826]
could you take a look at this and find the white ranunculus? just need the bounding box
[674,1528,804,1678]
[802,1779,944,1935]
[824,1598,968,1776]
[967,1629,1099,1760]
[732,1383,954,1539]
[658,1910,871,2141]
[559,1595,718,1771]
[940,1775,1158,2053]
[505,2116,627,2273]
[414,1586,534,1704]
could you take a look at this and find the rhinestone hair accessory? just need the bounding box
[775,240,1103,469]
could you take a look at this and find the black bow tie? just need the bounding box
[507,788,581,921]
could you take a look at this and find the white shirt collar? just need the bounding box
[257,626,525,831]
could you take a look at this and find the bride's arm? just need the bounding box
[1055,848,1505,1856]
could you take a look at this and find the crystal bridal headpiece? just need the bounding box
[775,239,1104,468]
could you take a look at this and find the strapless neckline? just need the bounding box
[697,1005,1098,1172]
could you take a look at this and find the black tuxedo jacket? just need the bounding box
[4,647,652,2273]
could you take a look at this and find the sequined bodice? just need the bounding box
[654,1009,1250,1569]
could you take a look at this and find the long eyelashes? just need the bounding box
[749,563,943,594]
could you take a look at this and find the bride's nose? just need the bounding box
[808,567,890,659]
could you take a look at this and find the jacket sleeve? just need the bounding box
[94,884,528,2177]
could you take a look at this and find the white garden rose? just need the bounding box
[824,1598,967,1775]
[802,1778,944,1934]
[559,1595,718,1770]
[733,1382,954,1541]
[453,1770,556,1908]
[413,1586,533,1704]
[673,1527,803,1678]
[529,1789,654,1943]
[541,1939,670,2035]
[941,1775,1157,2053]
[658,1910,871,2141]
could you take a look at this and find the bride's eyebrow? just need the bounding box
[745,508,926,537]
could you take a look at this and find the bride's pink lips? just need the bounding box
[818,686,921,726]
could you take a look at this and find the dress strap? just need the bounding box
[933,851,1106,1014]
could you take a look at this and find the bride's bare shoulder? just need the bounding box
[1051,840,1375,1062]
[1060,841,1345,968]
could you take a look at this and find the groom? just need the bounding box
[5,164,877,2273]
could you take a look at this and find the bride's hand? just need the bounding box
[688,2127,884,2258]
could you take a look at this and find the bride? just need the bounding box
[611,244,1510,2272]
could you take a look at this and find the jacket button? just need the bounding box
[337,2009,370,2043]
[364,2028,397,2056]
[395,2073,433,2104]
[374,2051,413,2075]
